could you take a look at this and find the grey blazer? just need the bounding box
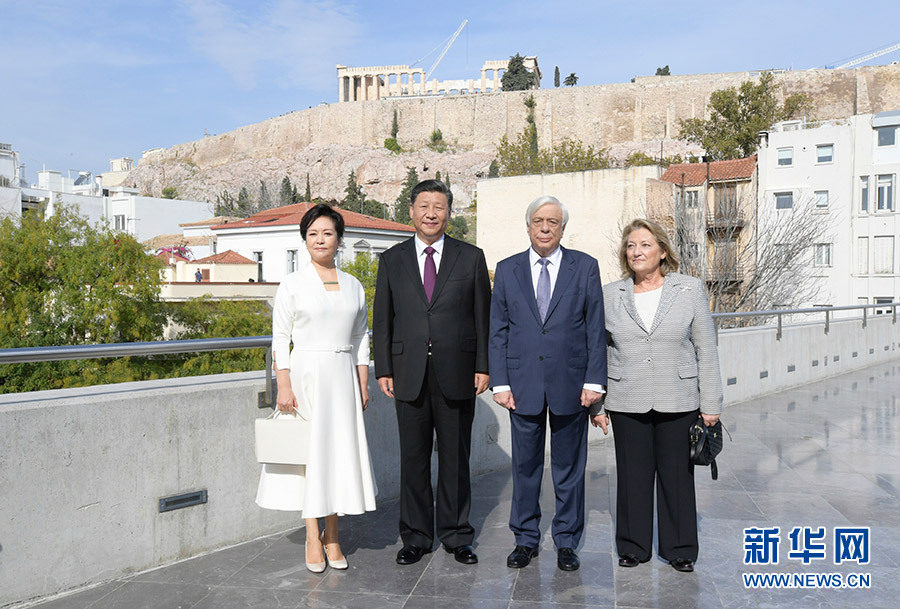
[592,272,723,416]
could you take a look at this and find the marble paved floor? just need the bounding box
[31,361,900,608]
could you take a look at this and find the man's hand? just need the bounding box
[701,413,720,427]
[378,376,394,398]
[474,373,490,395]
[580,389,603,408]
[492,390,516,411]
[590,413,609,434]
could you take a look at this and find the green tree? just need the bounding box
[488,159,500,178]
[237,186,253,217]
[0,206,166,392]
[393,167,418,224]
[257,180,272,210]
[304,173,312,202]
[445,172,451,188]
[501,53,535,91]
[678,72,811,160]
[446,215,468,240]
[428,129,447,152]
[554,66,560,87]
[279,176,293,206]
[161,186,178,199]
[215,190,236,216]
[384,137,401,153]
[340,252,378,348]
[343,171,365,211]
[564,72,578,86]
[655,65,670,76]
[391,108,399,138]
[361,199,386,218]
[291,184,299,204]
[625,151,657,166]
[435,171,441,182]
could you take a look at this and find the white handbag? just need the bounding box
[254,409,311,465]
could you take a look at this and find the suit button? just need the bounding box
[539,356,544,361]
[541,330,548,335]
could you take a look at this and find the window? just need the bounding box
[860,176,869,213]
[114,214,125,231]
[201,269,210,281]
[286,249,298,273]
[815,190,829,208]
[816,144,833,163]
[209,237,217,254]
[857,237,869,275]
[877,175,894,211]
[877,126,896,147]
[814,244,832,267]
[684,190,699,209]
[775,192,793,209]
[875,297,893,315]
[253,251,263,282]
[874,236,894,274]
[857,297,868,306]
[777,148,793,166]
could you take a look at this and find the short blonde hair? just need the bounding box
[618,218,680,277]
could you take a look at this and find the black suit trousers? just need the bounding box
[395,355,475,548]
[608,409,700,562]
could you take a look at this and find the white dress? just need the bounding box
[255,263,377,517]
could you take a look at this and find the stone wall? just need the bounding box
[130,66,900,206]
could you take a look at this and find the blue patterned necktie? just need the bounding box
[537,258,550,322]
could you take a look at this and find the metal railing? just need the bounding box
[1,303,898,385]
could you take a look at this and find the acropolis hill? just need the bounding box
[128,65,900,208]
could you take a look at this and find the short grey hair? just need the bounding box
[525,195,569,228]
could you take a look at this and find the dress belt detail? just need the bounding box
[292,345,353,353]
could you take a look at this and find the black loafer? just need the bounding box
[670,558,694,572]
[506,545,539,568]
[618,554,640,568]
[557,547,580,571]
[396,545,430,565]
[444,544,478,564]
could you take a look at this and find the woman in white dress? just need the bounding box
[256,204,377,573]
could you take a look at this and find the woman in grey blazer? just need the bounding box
[591,218,722,573]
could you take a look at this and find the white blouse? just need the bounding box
[634,285,663,329]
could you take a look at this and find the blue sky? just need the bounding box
[1,0,898,181]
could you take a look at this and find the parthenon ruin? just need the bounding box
[335,57,541,102]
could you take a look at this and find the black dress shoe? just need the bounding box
[557,547,580,571]
[618,554,640,568]
[396,545,430,565]
[670,558,694,572]
[444,544,478,564]
[506,545,539,568]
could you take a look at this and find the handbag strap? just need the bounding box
[270,408,311,422]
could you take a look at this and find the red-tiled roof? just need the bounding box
[179,216,243,227]
[193,250,256,265]
[660,156,756,186]
[210,202,416,233]
[154,251,190,264]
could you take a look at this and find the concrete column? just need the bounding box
[375,73,381,100]
[481,70,486,93]
[493,70,500,92]
[363,74,369,101]
[338,75,343,102]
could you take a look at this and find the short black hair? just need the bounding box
[410,179,452,210]
[300,203,344,239]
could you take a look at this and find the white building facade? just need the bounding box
[758,111,900,310]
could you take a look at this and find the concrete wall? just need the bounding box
[0,186,19,218]
[3,311,900,605]
[476,166,658,282]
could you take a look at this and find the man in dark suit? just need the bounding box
[489,195,606,571]
[374,179,491,566]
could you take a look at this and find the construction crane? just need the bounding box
[411,20,468,82]
[830,41,900,69]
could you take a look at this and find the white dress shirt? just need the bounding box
[494,246,605,396]
[414,234,444,281]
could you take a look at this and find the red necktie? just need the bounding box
[424,246,436,301]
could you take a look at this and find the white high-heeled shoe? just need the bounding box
[321,533,348,570]
[305,541,326,573]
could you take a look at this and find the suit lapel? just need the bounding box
[399,238,428,306]
[513,251,542,325]
[648,273,679,334]
[428,236,460,309]
[543,247,576,324]
[620,276,649,334]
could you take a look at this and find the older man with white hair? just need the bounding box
[488,195,607,571]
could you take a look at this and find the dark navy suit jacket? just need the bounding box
[489,246,607,416]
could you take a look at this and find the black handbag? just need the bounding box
[689,418,729,480]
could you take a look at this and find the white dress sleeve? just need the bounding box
[271,280,294,370]
[350,279,370,366]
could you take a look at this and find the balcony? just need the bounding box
[705,263,745,283]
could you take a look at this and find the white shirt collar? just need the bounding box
[415,234,445,256]
[529,245,562,266]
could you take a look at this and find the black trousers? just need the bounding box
[395,356,475,548]
[608,409,699,562]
